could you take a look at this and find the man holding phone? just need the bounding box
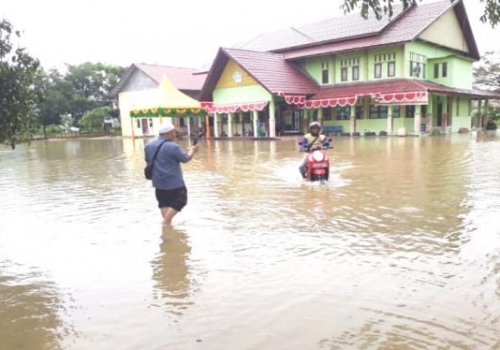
[144,122,199,226]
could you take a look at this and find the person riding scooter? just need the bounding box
[298,121,330,178]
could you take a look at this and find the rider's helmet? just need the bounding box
[309,121,321,136]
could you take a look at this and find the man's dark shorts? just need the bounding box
[155,186,188,211]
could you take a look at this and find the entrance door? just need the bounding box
[141,119,149,135]
[436,103,443,127]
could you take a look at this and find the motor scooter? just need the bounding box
[298,139,332,183]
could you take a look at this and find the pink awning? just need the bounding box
[278,92,307,104]
[304,96,357,109]
[201,101,268,114]
[374,91,428,105]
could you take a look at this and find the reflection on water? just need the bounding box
[1,133,500,349]
[150,228,194,316]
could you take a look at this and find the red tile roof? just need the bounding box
[311,78,500,100]
[283,0,479,61]
[198,48,319,101]
[111,63,206,96]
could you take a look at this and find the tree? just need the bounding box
[78,106,111,131]
[341,0,500,28]
[35,69,71,138]
[473,51,500,92]
[0,19,44,149]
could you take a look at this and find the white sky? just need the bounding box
[1,0,498,71]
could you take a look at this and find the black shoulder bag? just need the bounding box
[144,140,168,180]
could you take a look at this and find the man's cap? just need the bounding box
[158,122,175,134]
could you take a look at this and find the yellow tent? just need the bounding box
[129,75,207,139]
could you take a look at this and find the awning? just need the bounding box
[278,93,307,104]
[374,91,428,105]
[200,101,268,114]
[304,96,358,108]
[130,107,206,118]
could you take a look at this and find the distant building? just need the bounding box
[110,63,206,137]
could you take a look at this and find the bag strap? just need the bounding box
[307,135,320,151]
[150,139,168,164]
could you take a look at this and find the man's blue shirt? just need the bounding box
[144,136,190,190]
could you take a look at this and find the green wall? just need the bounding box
[213,85,271,104]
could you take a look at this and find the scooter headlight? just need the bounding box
[312,151,324,162]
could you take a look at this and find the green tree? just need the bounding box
[78,106,111,131]
[342,0,500,28]
[36,68,71,138]
[64,62,125,121]
[0,19,44,149]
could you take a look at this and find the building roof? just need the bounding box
[311,78,500,100]
[110,63,206,97]
[198,47,319,101]
[233,4,407,52]
[234,0,479,62]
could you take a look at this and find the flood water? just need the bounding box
[1,133,500,350]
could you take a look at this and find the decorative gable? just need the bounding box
[215,59,258,89]
[418,7,469,54]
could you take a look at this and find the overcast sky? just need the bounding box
[1,0,498,71]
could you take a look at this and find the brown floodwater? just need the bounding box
[1,132,500,350]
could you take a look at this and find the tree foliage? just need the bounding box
[341,0,500,28]
[473,51,500,92]
[0,19,44,149]
[78,106,112,131]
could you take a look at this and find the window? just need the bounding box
[409,52,427,78]
[388,62,395,77]
[323,107,333,121]
[136,119,140,128]
[369,106,388,119]
[406,105,415,118]
[148,118,153,127]
[355,106,364,119]
[374,63,382,78]
[352,66,359,81]
[321,62,329,84]
[339,57,360,82]
[336,106,351,120]
[341,67,348,82]
[434,63,439,78]
[442,62,448,77]
[392,106,401,118]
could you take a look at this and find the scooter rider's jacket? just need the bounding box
[301,133,329,151]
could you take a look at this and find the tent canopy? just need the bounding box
[130,76,206,118]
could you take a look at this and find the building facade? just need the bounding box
[198,0,500,138]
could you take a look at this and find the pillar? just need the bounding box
[269,99,276,138]
[252,110,258,138]
[227,112,233,137]
[426,113,433,132]
[476,99,482,129]
[349,113,356,136]
[387,105,393,135]
[213,112,220,138]
[414,105,422,135]
[317,108,323,125]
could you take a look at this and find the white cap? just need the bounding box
[158,122,175,134]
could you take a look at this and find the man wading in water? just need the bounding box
[144,122,199,226]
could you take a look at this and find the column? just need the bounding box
[213,112,219,138]
[387,105,393,135]
[350,108,356,135]
[441,96,448,131]
[227,112,233,137]
[269,99,276,138]
[252,110,258,138]
[317,107,323,125]
[484,99,490,128]
[414,105,422,136]
[426,112,433,132]
[476,99,482,129]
